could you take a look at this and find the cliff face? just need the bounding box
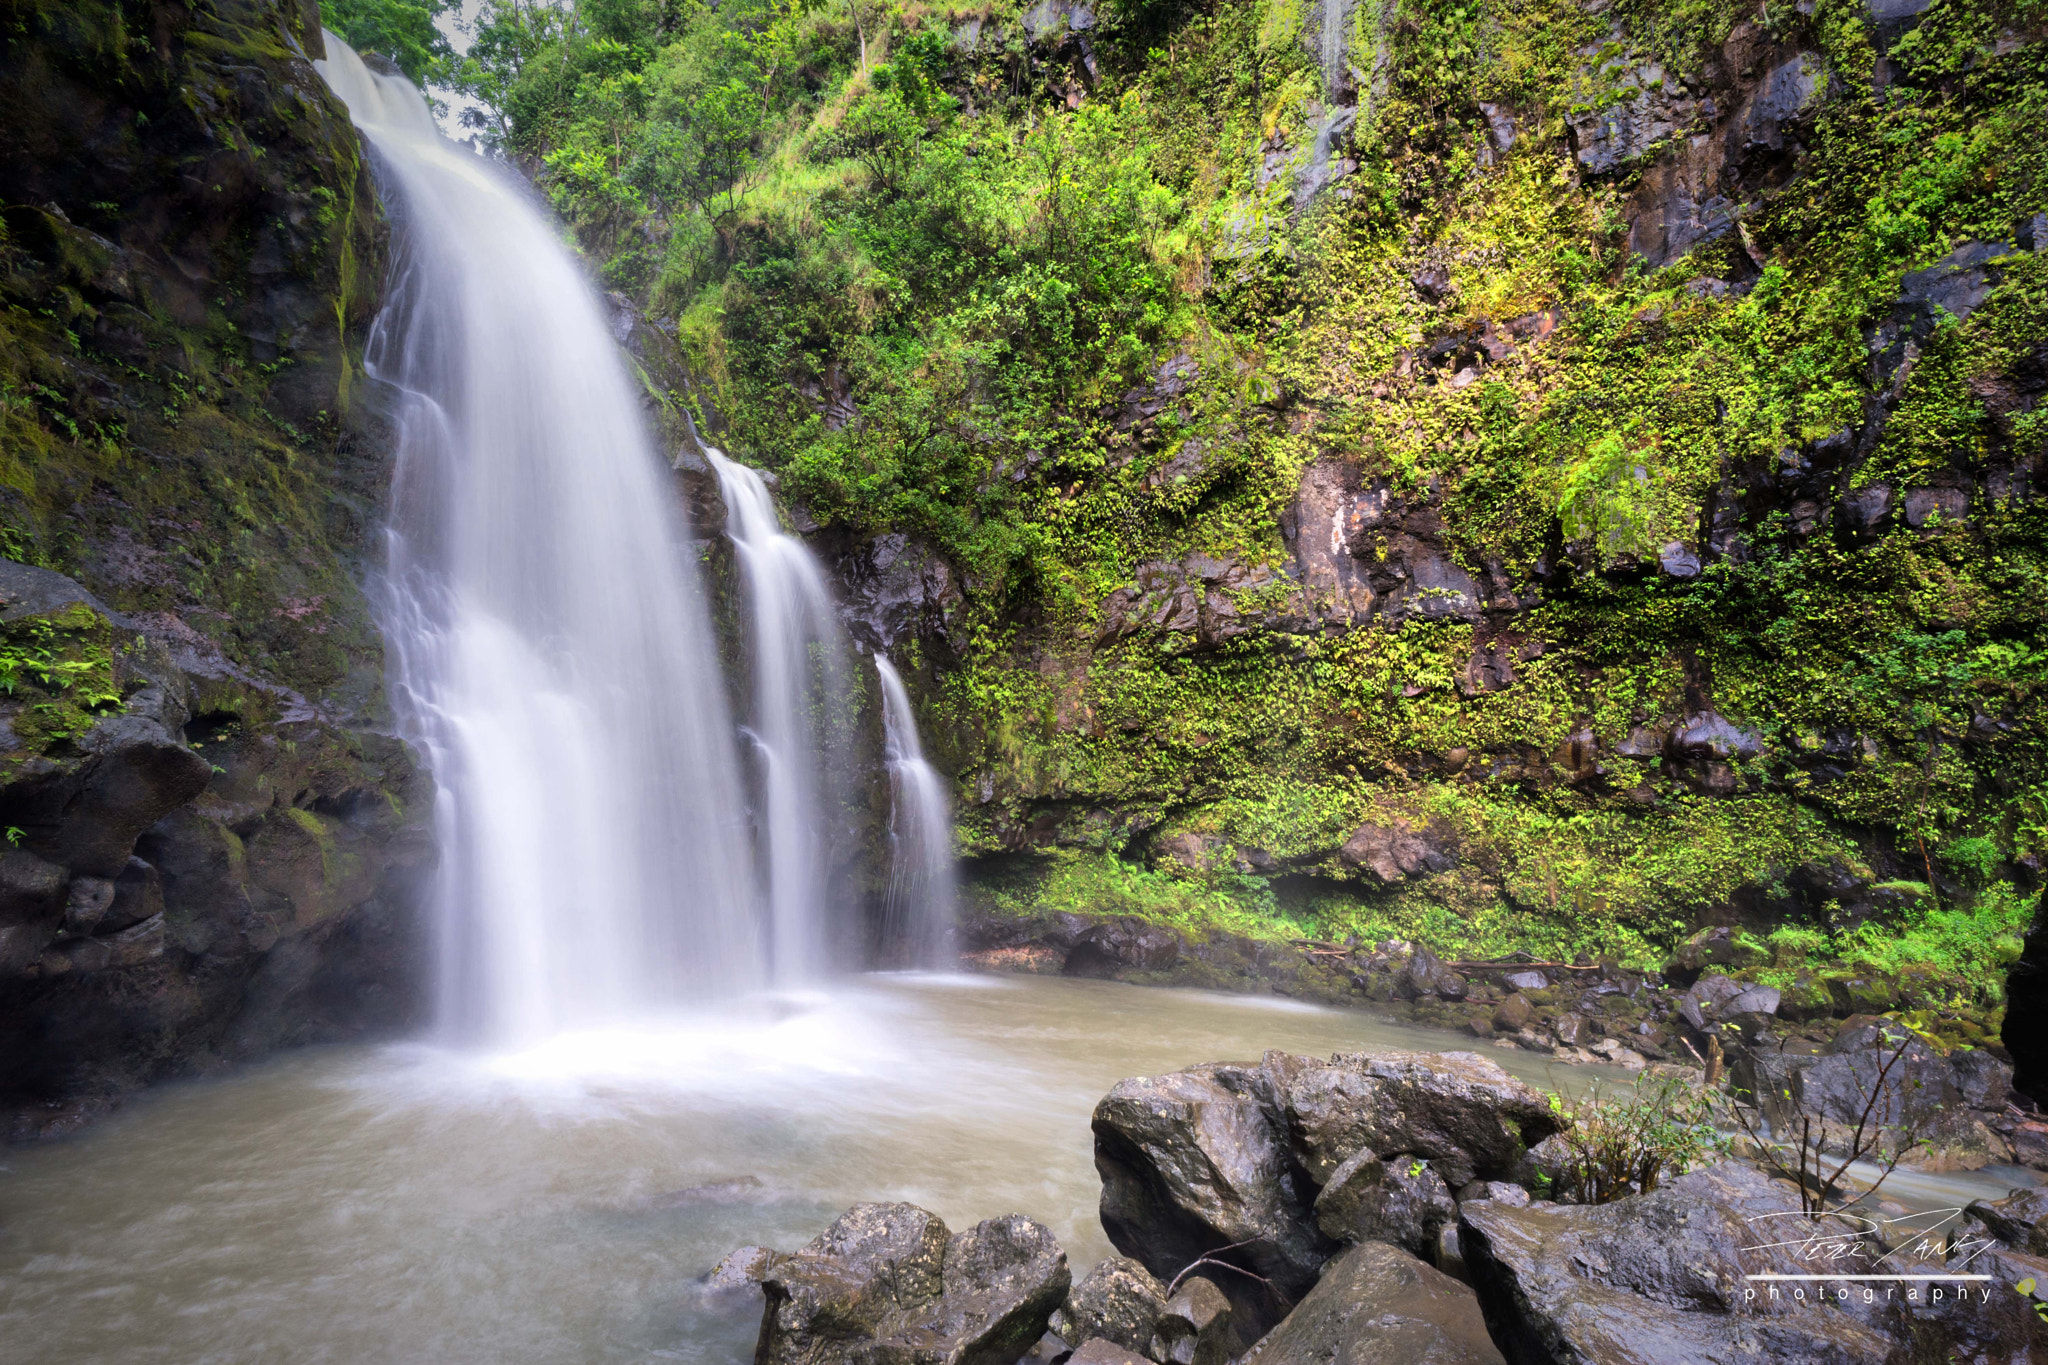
[0,0,429,1138]
[462,0,2043,1046]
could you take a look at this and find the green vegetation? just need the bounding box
[437,0,2042,1001]
[323,0,458,84]
[0,603,123,767]
[1543,1075,1725,1204]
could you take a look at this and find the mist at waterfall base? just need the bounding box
[875,654,957,966]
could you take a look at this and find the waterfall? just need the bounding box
[317,39,764,1043]
[873,655,955,966]
[708,452,849,982]
[1321,0,1349,102]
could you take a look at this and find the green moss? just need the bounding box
[0,602,124,764]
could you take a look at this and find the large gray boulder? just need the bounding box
[1092,1049,1559,1338]
[756,1203,1070,1365]
[1968,1186,2048,1255]
[1244,1241,1505,1365]
[1264,1049,1561,1188]
[1457,1163,1898,1364]
[1093,1060,1329,1337]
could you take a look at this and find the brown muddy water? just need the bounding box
[0,974,2028,1364]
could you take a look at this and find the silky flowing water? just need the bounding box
[0,975,2026,1365]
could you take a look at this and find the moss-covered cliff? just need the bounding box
[457,0,2046,1033]
[0,0,428,1136]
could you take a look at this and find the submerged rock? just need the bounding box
[756,1202,1070,1365]
[1243,1241,1504,1365]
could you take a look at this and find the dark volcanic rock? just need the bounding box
[757,1203,1070,1365]
[1968,1187,2048,1256]
[1050,1257,1168,1359]
[1150,1275,1236,1365]
[1266,1049,1561,1189]
[1243,1241,1505,1365]
[1313,1147,1458,1259]
[0,0,431,1137]
[1066,918,1183,978]
[1092,1049,1559,1338]
[1093,1060,1326,1337]
[1458,1163,1897,1364]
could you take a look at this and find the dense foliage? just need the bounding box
[323,0,458,82]
[424,0,2044,1012]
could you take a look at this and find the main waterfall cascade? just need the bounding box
[317,39,960,1042]
[874,655,957,965]
[318,40,767,1041]
[708,451,853,981]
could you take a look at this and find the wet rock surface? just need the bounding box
[756,1202,1071,1365]
[0,0,431,1140]
[1081,1049,2048,1365]
[1050,1256,1168,1359]
[1092,1047,1557,1337]
[1243,1241,1504,1365]
[0,561,431,1141]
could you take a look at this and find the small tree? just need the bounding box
[1728,1032,1928,1214]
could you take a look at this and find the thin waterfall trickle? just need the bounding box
[709,451,849,982]
[317,39,764,1042]
[874,654,955,966]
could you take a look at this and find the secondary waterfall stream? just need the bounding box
[319,41,763,1041]
[875,654,956,965]
[709,452,849,981]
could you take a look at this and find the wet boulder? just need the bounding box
[756,1202,1070,1365]
[1458,1163,1896,1363]
[1243,1241,1504,1365]
[1093,1061,1328,1337]
[1092,1049,1560,1338]
[1050,1257,1168,1359]
[1068,1342,1152,1365]
[1968,1187,2048,1256]
[1403,944,1468,1002]
[1267,1049,1562,1189]
[1312,1148,1458,1259]
[1150,1275,1236,1365]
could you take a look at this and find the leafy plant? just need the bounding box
[1544,1075,1725,1204]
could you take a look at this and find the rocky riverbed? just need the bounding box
[963,909,2048,1178]
[717,1046,2048,1365]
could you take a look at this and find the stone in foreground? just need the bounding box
[1068,1341,1153,1365]
[756,1202,1070,1365]
[1092,1048,1557,1337]
[1050,1256,1168,1359]
[1458,1163,1902,1364]
[1243,1241,1505,1365]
